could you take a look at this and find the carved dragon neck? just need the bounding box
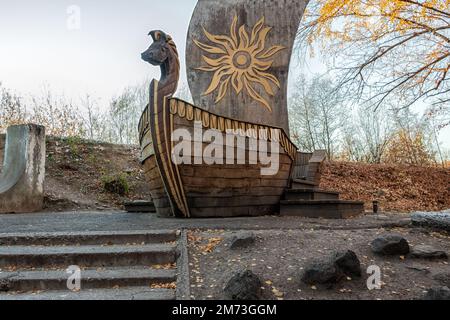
[159,44,180,97]
[141,30,180,98]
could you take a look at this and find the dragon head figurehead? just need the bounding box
[141,30,172,65]
[141,30,180,93]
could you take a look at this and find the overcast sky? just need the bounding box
[0,0,448,147]
[0,0,198,100]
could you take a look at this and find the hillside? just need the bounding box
[321,162,449,212]
[0,135,448,213]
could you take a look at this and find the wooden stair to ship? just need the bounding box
[280,180,365,219]
[281,150,365,219]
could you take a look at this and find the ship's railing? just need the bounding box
[168,98,298,161]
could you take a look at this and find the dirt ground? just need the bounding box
[43,137,151,211]
[187,226,450,300]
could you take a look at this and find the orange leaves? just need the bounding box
[188,231,224,254]
[305,0,449,44]
[320,160,450,212]
[150,282,177,289]
[199,237,223,254]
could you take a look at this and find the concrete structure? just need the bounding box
[0,124,46,214]
[0,230,181,300]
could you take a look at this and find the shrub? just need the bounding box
[101,174,129,196]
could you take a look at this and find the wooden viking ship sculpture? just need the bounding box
[138,0,365,218]
[139,30,297,218]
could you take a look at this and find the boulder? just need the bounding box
[0,279,10,292]
[228,232,256,250]
[301,260,340,285]
[411,212,450,232]
[433,273,450,287]
[410,245,448,260]
[422,286,450,300]
[224,270,263,300]
[333,250,362,278]
[301,250,362,285]
[371,234,410,256]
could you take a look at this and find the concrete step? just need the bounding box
[0,244,177,268]
[0,230,177,246]
[284,189,340,201]
[280,200,365,219]
[291,179,318,190]
[0,287,175,300]
[0,267,176,292]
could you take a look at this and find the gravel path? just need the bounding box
[0,211,411,234]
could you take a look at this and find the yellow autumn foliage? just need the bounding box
[301,0,449,111]
[383,128,436,165]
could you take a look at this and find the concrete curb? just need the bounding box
[176,229,190,300]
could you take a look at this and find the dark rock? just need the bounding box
[224,270,262,300]
[333,250,362,278]
[433,273,450,287]
[411,211,450,232]
[371,234,410,255]
[410,245,448,260]
[301,250,362,285]
[0,279,11,292]
[228,232,256,250]
[422,286,450,300]
[301,260,340,285]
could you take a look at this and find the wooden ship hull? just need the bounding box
[138,81,298,218]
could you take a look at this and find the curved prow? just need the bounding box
[141,30,180,98]
[0,124,46,213]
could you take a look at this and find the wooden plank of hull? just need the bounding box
[139,94,297,218]
[142,155,172,217]
[188,195,282,207]
[180,165,292,179]
[190,206,278,218]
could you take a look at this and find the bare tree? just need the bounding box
[107,79,150,145]
[81,94,102,140]
[0,83,27,132]
[289,75,347,158]
[357,106,393,163]
[30,88,85,138]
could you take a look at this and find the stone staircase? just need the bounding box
[280,179,365,219]
[0,230,186,300]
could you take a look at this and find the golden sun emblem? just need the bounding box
[194,16,285,112]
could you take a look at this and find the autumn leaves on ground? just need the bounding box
[321,162,449,213]
[33,137,449,213]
